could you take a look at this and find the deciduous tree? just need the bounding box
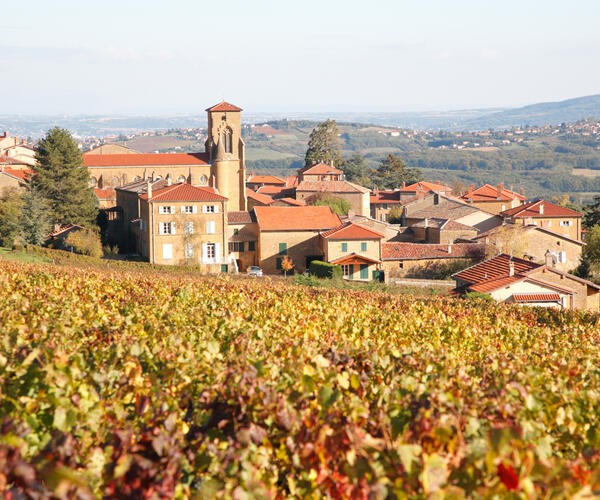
[373,154,422,189]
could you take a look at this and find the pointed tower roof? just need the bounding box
[206,101,243,112]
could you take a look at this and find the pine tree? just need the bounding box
[21,185,51,245]
[33,127,98,226]
[373,153,422,189]
[304,120,343,167]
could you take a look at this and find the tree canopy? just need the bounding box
[33,127,98,226]
[304,120,343,167]
[372,154,422,189]
[307,193,352,215]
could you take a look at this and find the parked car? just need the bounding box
[247,266,263,276]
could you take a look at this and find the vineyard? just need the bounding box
[2,259,600,498]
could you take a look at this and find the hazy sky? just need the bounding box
[2,0,600,114]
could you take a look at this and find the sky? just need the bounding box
[1,0,600,115]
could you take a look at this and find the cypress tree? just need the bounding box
[21,184,51,245]
[304,120,343,167]
[33,127,98,226]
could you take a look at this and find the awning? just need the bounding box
[512,293,561,303]
[330,253,381,266]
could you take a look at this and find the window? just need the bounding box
[560,220,572,227]
[381,214,386,222]
[206,243,216,259]
[279,243,287,255]
[501,204,506,211]
[162,243,173,259]
[248,241,256,251]
[199,175,208,185]
[223,128,232,153]
[552,251,567,264]
[547,220,552,227]
[361,242,367,252]
[276,257,283,270]
[341,242,348,252]
[159,205,174,214]
[177,175,186,183]
[184,222,194,235]
[206,220,215,234]
[341,264,350,277]
[233,228,239,235]
[184,243,194,259]
[229,242,244,252]
[159,222,174,235]
[90,177,97,187]
[203,205,218,213]
[181,205,196,214]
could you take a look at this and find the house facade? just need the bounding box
[461,183,527,214]
[296,180,370,216]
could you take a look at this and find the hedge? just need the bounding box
[308,260,342,279]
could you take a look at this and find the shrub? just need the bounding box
[309,260,342,279]
[64,228,103,258]
[103,244,120,257]
[464,291,494,302]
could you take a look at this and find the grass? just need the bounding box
[245,147,300,161]
[0,247,52,264]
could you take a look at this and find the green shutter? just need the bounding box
[341,242,347,252]
[361,242,367,252]
[349,265,354,279]
[276,257,283,270]
[360,264,369,279]
[248,241,256,251]
[279,243,287,255]
[239,242,245,252]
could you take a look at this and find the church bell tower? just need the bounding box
[205,101,247,211]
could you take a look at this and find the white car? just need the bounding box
[247,266,263,276]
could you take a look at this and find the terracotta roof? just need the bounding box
[500,199,582,218]
[370,190,403,204]
[246,188,274,205]
[228,211,255,224]
[453,254,540,285]
[402,181,451,192]
[0,167,33,180]
[404,196,483,221]
[296,180,369,194]
[321,222,384,240]
[382,242,484,260]
[409,218,475,231]
[247,175,286,185]
[299,163,343,176]
[512,293,561,303]
[471,224,584,246]
[462,184,527,202]
[93,188,115,199]
[140,183,227,202]
[83,153,209,167]
[48,224,84,237]
[285,176,299,188]
[205,101,243,112]
[254,206,341,231]
[330,253,381,265]
[116,178,169,194]
[277,197,306,206]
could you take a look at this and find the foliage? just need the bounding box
[464,291,495,301]
[103,244,119,257]
[2,260,600,496]
[340,154,371,186]
[0,187,24,247]
[309,260,343,279]
[373,153,422,189]
[387,206,403,224]
[33,127,98,226]
[307,193,352,215]
[304,120,343,167]
[281,255,294,277]
[484,224,528,259]
[400,258,475,280]
[583,196,600,229]
[20,185,51,246]
[64,228,103,258]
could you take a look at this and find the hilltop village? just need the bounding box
[2,102,599,311]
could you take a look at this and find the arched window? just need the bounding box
[223,128,232,153]
[177,175,186,183]
[199,175,208,185]
[89,177,97,187]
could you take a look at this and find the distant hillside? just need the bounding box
[459,94,600,130]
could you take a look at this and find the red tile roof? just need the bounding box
[330,253,381,265]
[382,242,484,260]
[246,188,274,205]
[321,222,384,240]
[247,175,286,185]
[276,197,306,206]
[462,184,527,202]
[512,293,561,303]
[140,183,227,202]
[48,224,84,237]
[228,211,255,224]
[299,163,343,176]
[205,101,243,112]
[254,206,341,231]
[500,199,582,218]
[83,153,209,167]
[256,185,288,195]
[402,181,451,192]
[370,190,403,204]
[285,176,299,188]
[453,254,540,285]
[296,180,369,194]
[0,167,33,180]
[93,188,115,199]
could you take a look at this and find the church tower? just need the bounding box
[205,101,247,211]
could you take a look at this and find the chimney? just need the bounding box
[166,175,172,186]
[539,202,544,215]
[497,183,503,198]
[545,250,553,267]
[510,184,513,192]
[3,131,8,138]
[508,260,515,277]
[424,217,428,228]
[147,181,152,199]
[468,184,474,194]
[402,181,406,189]
[447,244,452,254]
[519,187,524,195]
[347,210,355,218]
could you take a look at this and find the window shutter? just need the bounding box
[171,206,176,214]
[202,205,208,214]
[202,243,208,263]
[180,206,185,213]
[159,223,164,235]
[193,205,198,214]
[214,205,219,213]
[171,222,176,234]
[215,243,221,262]
[561,251,566,263]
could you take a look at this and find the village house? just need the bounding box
[500,200,582,241]
[246,188,275,209]
[461,183,527,214]
[321,222,384,281]
[253,206,341,274]
[382,242,484,278]
[296,180,370,216]
[297,162,343,182]
[227,211,259,272]
[452,253,600,311]
[0,166,31,192]
[246,174,286,191]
